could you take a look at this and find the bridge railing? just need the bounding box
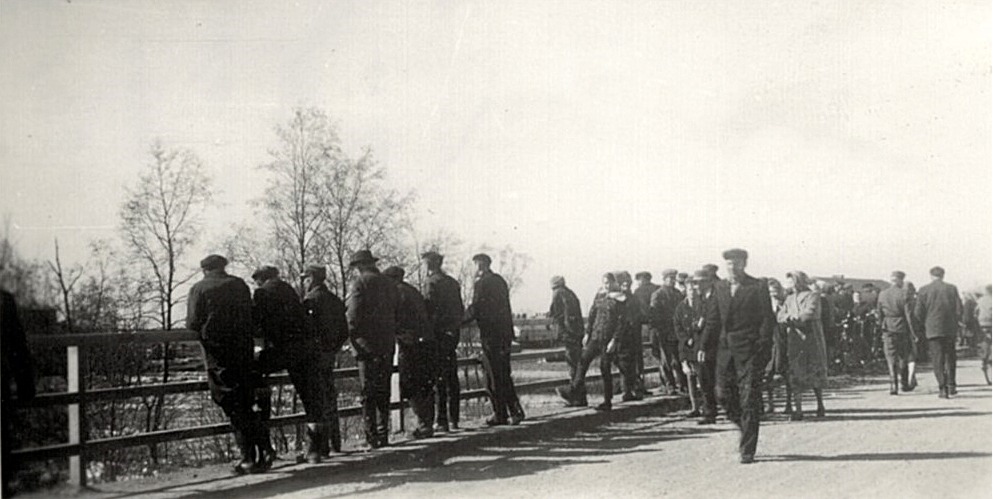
[13,322,658,489]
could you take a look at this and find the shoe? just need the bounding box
[557,387,576,405]
[256,445,276,471]
[696,417,716,425]
[594,402,612,411]
[687,409,701,417]
[815,407,825,418]
[434,422,450,433]
[450,422,460,431]
[297,451,322,465]
[908,376,918,390]
[621,393,642,402]
[573,399,589,407]
[889,387,898,395]
[789,411,804,421]
[412,427,434,439]
[900,384,912,392]
[509,414,524,426]
[740,454,755,464]
[949,386,958,396]
[485,416,509,426]
[234,459,256,475]
[938,388,949,399]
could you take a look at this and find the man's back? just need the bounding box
[424,271,464,332]
[550,285,584,335]
[254,279,308,347]
[187,271,254,348]
[347,270,399,357]
[915,280,962,338]
[303,284,348,353]
[877,286,912,334]
[396,281,432,344]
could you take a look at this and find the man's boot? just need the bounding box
[299,424,322,464]
[233,430,257,475]
[889,373,899,395]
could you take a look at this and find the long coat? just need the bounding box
[187,270,254,354]
[914,280,963,339]
[549,284,584,342]
[779,290,829,391]
[346,269,399,358]
[701,274,776,358]
[423,270,464,334]
[302,283,349,354]
[465,271,515,347]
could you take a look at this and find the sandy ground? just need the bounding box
[27,359,991,499]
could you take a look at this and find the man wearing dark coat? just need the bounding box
[650,269,687,394]
[464,253,525,426]
[187,255,268,474]
[2,290,36,495]
[700,248,775,464]
[420,251,465,432]
[252,265,324,463]
[914,266,963,398]
[614,271,644,401]
[549,275,585,405]
[300,265,349,455]
[345,250,399,448]
[876,270,916,394]
[634,272,660,396]
[383,266,437,438]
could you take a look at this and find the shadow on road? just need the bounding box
[766,451,991,462]
[823,409,989,422]
[170,419,720,499]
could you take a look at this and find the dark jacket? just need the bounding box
[346,268,399,358]
[649,285,684,338]
[633,283,660,324]
[549,284,584,342]
[423,270,464,333]
[674,296,707,348]
[701,274,776,354]
[303,283,349,354]
[395,280,433,346]
[877,285,913,335]
[914,280,963,339]
[1,291,35,402]
[465,271,514,346]
[186,270,254,352]
[586,292,623,344]
[253,278,310,350]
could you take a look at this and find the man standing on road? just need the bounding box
[634,272,660,396]
[252,266,324,464]
[550,275,586,406]
[300,265,348,456]
[420,251,465,433]
[383,266,437,439]
[914,266,963,399]
[464,253,525,426]
[651,269,686,394]
[876,271,916,395]
[615,271,644,400]
[345,250,400,448]
[700,248,775,464]
[187,255,268,474]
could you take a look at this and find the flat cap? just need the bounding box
[677,272,688,280]
[613,271,633,284]
[690,269,712,281]
[420,251,443,262]
[301,265,327,280]
[382,266,405,280]
[472,253,492,265]
[722,248,749,260]
[550,275,565,288]
[200,254,228,271]
[929,266,945,278]
[634,271,652,281]
[251,265,279,281]
[661,268,678,278]
[890,270,906,280]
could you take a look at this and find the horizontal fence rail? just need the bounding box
[13,323,657,488]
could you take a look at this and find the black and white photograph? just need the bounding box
[0,1,990,497]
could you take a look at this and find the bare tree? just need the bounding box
[47,239,83,332]
[119,140,214,462]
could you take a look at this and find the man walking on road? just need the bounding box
[914,266,963,398]
[876,270,916,394]
[187,255,269,474]
[700,248,775,464]
[560,273,625,411]
[346,250,400,448]
[550,275,586,405]
[421,251,465,432]
[301,265,349,455]
[464,253,525,426]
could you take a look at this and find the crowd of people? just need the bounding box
[549,249,992,464]
[185,249,522,475]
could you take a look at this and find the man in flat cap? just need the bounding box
[464,253,525,425]
[614,271,645,400]
[650,268,686,394]
[914,266,963,398]
[383,266,437,438]
[676,272,689,295]
[420,251,465,432]
[251,265,323,463]
[700,248,775,464]
[301,264,348,455]
[345,250,399,447]
[549,275,586,405]
[187,255,269,474]
[876,270,917,394]
[633,272,660,396]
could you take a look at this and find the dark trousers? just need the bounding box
[716,334,762,458]
[697,349,718,418]
[201,344,265,456]
[435,332,461,426]
[564,337,586,400]
[399,341,436,430]
[480,342,522,420]
[317,351,341,452]
[357,354,393,446]
[928,336,957,390]
[286,349,325,423]
[660,338,686,391]
[612,347,638,398]
[569,340,611,403]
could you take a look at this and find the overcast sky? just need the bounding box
[1,0,990,313]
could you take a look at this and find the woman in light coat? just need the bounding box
[779,271,829,420]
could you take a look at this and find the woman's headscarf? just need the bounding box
[786,270,811,292]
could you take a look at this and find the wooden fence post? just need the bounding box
[67,345,87,489]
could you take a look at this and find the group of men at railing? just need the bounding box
[185,249,524,475]
[546,249,992,465]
